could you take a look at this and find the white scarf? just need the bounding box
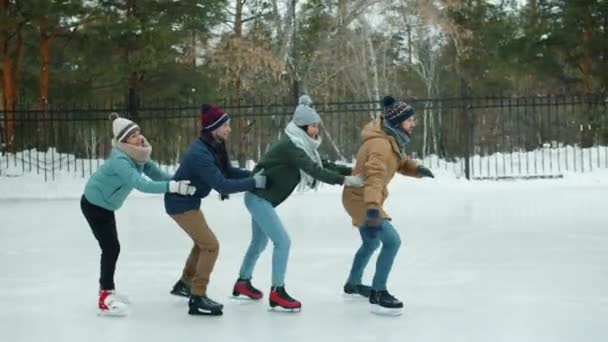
[284,121,323,191]
[112,137,152,165]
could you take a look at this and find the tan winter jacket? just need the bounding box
[342,117,419,227]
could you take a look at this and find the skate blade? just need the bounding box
[98,307,128,317]
[98,300,129,317]
[341,292,369,301]
[229,295,262,304]
[370,305,403,316]
[188,307,223,316]
[170,291,190,298]
[268,306,301,313]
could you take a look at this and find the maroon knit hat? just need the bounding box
[201,104,229,131]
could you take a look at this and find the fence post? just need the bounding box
[461,79,473,180]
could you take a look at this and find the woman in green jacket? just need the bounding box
[231,95,364,311]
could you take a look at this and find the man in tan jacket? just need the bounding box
[342,96,434,315]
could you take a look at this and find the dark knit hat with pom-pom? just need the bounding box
[200,104,229,132]
[382,96,415,127]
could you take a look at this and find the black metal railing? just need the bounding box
[1,94,607,181]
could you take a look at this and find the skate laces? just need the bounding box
[100,290,130,304]
[245,281,261,293]
[237,279,261,293]
[380,290,396,301]
[203,295,221,306]
[275,286,295,301]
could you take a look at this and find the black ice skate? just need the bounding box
[369,290,403,316]
[343,283,372,298]
[170,279,191,298]
[188,295,223,316]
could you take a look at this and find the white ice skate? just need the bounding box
[109,291,131,304]
[98,290,129,317]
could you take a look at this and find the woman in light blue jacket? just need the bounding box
[81,113,195,316]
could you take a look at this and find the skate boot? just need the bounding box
[269,286,301,312]
[188,295,223,316]
[369,290,403,316]
[233,278,263,300]
[170,279,191,298]
[98,289,129,317]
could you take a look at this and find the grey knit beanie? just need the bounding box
[292,95,321,126]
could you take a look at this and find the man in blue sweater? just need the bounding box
[164,104,266,316]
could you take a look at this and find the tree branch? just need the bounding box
[242,13,269,23]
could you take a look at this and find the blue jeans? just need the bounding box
[239,192,291,287]
[346,220,401,291]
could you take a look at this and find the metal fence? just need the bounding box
[1,94,607,181]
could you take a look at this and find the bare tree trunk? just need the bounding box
[39,17,51,112]
[272,0,294,65]
[231,0,244,97]
[363,19,380,104]
[126,0,140,120]
[301,0,381,89]
[127,72,141,120]
[579,6,595,147]
[233,0,246,166]
[1,56,17,151]
[1,0,24,152]
[37,16,53,150]
[423,103,428,157]
[579,8,593,93]
[430,88,438,155]
[191,29,196,68]
[528,0,537,26]
[358,16,381,119]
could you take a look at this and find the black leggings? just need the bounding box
[80,195,120,290]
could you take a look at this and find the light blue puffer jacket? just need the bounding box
[84,147,171,211]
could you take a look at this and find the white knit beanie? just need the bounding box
[109,112,140,142]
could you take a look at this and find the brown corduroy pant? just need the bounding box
[170,210,219,296]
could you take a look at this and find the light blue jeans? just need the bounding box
[239,192,291,287]
[346,220,401,291]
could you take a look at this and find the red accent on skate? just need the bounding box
[233,282,263,299]
[269,290,301,309]
[98,289,112,310]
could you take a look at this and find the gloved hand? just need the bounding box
[343,175,364,188]
[252,171,268,189]
[169,180,197,195]
[364,208,382,237]
[365,208,381,229]
[416,165,435,178]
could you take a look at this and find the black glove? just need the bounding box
[417,165,435,178]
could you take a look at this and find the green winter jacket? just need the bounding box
[251,134,352,207]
